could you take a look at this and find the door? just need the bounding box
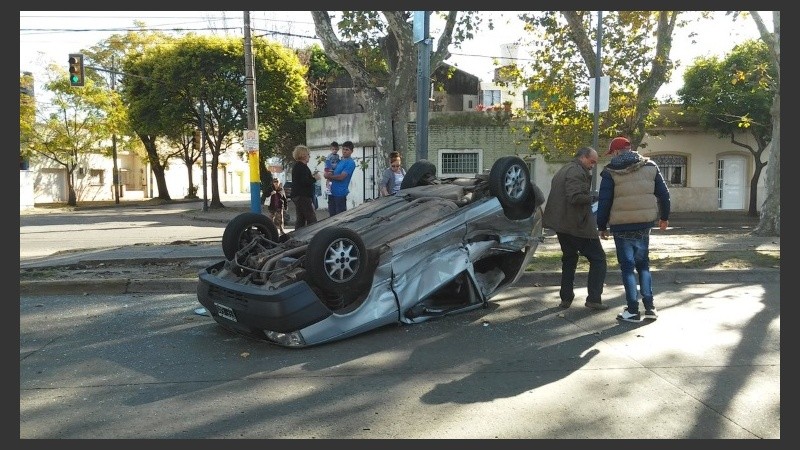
[718,156,745,210]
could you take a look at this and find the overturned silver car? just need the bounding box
[197,156,545,347]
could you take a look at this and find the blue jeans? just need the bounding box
[328,195,348,216]
[555,232,607,304]
[613,229,654,312]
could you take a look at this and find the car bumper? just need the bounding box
[197,261,332,337]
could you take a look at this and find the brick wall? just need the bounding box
[406,123,531,168]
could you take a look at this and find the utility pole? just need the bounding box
[414,11,431,161]
[591,11,603,196]
[110,56,120,204]
[243,11,260,213]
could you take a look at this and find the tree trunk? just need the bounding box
[747,163,763,217]
[138,133,171,200]
[185,163,197,199]
[150,161,170,201]
[311,11,447,175]
[753,93,779,236]
[67,167,77,206]
[751,11,779,237]
[209,145,224,209]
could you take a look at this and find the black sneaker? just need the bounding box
[559,300,573,309]
[617,307,641,323]
[643,308,658,320]
[584,301,609,310]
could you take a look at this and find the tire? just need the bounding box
[489,156,532,209]
[505,181,541,220]
[306,227,371,295]
[400,160,437,189]
[221,212,280,260]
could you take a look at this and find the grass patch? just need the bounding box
[526,250,780,272]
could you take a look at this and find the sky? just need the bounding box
[20,11,772,107]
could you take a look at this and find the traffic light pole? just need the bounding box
[68,54,85,87]
[74,56,120,203]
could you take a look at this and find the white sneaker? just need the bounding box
[616,307,642,323]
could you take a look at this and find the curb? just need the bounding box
[521,268,780,286]
[20,278,199,296]
[19,269,779,296]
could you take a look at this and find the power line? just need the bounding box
[251,28,317,40]
[20,27,241,35]
[21,16,533,81]
[21,28,527,62]
[448,50,536,63]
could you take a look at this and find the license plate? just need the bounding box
[214,303,237,322]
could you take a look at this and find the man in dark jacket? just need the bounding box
[543,146,609,311]
[596,136,671,323]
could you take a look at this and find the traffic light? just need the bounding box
[192,129,202,151]
[68,53,85,87]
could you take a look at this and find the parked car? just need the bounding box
[197,156,545,347]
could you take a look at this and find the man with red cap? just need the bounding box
[596,136,671,322]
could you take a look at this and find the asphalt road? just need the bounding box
[20,279,780,439]
[20,199,228,260]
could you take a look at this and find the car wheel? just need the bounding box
[221,212,280,260]
[489,156,532,209]
[306,227,370,294]
[505,181,542,220]
[400,160,437,189]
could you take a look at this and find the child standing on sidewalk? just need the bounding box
[324,141,340,195]
[267,179,289,236]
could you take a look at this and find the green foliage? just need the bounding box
[298,43,345,118]
[303,43,344,83]
[338,11,389,43]
[72,25,160,161]
[20,73,36,160]
[678,39,775,138]
[678,37,776,217]
[515,11,678,156]
[29,65,121,205]
[335,11,392,82]
[121,33,310,167]
[429,109,514,127]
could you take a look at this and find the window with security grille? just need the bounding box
[438,150,482,177]
[651,155,687,187]
[88,169,105,186]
